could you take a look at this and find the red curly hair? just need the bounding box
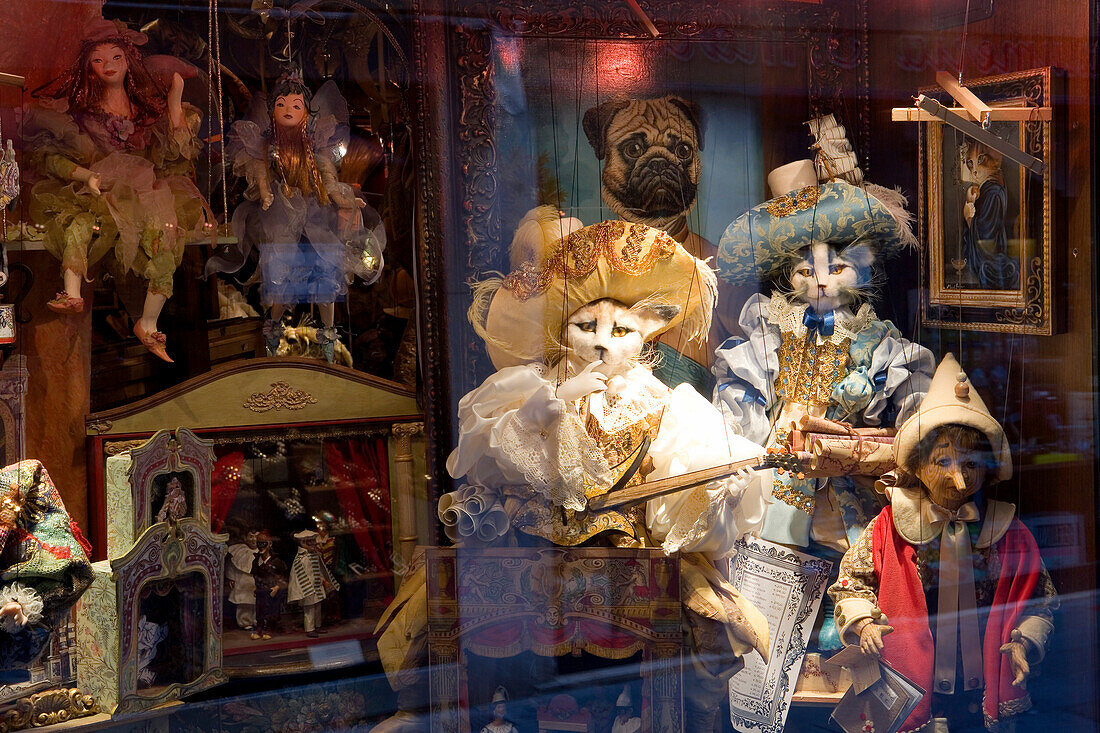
[46,37,167,125]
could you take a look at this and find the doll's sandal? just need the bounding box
[133,322,173,363]
[46,293,84,314]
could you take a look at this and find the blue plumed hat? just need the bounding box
[715,179,916,285]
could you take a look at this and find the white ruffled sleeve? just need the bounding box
[862,331,935,428]
[445,364,608,512]
[712,293,782,444]
[646,383,767,559]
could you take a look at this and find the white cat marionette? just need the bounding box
[712,161,934,648]
[371,215,771,733]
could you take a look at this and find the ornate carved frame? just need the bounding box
[129,428,215,541]
[409,0,868,497]
[919,67,1064,334]
[111,519,229,715]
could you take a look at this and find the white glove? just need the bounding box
[727,467,757,496]
[556,361,608,402]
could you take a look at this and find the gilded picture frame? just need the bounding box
[919,67,1063,334]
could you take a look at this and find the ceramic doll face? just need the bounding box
[89,43,128,87]
[274,93,308,129]
[915,434,988,508]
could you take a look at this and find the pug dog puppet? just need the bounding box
[583,95,722,393]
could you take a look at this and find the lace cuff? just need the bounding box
[498,400,609,511]
[0,582,44,633]
[660,485,724,555]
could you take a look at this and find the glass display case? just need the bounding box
[0,0,1094,731]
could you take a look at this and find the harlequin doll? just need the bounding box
[288,529,339,638]
[0,461,94,674]
[372,220,770,733]
[25,18,211,362]
[209,72,382,364]
[712,162,935,646]
[830,353,1057,732]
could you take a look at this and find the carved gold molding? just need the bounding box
[392,422,425,440]
[242,381,318,413]
[0,688,97,732]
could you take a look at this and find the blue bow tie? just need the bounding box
[802,307,835,337]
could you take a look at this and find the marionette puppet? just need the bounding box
[830,353,1057,732]
[25,18,211,362]
[0,461,94,676]
[250,530,286,641]
[372,218,772,733]
[209,72,382,364]
[480,686,518,733]
[154,474,188,523]
[226,529,259,632]
[611,685,641,733]
[712,160,935,647]
[287,529,339,638]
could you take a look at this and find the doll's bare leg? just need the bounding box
[133,291,172,363]
[46,215,93,314]
[64,269,81,299]
[47,268,86,315]
[138,292,167,336]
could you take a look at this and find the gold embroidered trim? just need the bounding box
[514,502,639,546]
[772,478,814,514]
[765,185,819,217]
[583,406,663,480]
[501,221,678,301]
[984,692,1032,730]
[774,332,851,407]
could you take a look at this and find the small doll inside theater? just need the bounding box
[0,1,1095,732]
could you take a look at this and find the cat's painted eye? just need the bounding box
[829,263,847,275]
[573,321,596,333]
[611,325,633,337]
[796,267,813,278]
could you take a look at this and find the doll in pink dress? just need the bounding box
[25,19,210,362]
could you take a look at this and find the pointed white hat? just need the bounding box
[893,352,1011,483]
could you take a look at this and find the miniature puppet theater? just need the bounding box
[0,0,1093,732]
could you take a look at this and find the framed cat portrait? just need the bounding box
[919,67,1063,334]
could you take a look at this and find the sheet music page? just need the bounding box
[727,536,834,733]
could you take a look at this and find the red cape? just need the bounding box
[873,505,1041,731]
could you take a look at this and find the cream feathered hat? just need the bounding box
[893,352,1012,483]
[469,219,717,370]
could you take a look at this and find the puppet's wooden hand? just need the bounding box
[1000,630,1030,688]
[857,618,893,657]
